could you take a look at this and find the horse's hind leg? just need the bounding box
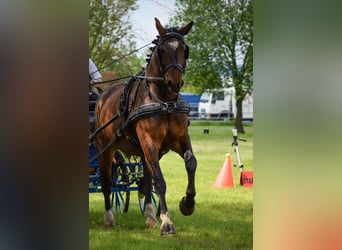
[179,148,197,216]
[99,150,115,226]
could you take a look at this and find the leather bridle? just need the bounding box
[154,32,189,77]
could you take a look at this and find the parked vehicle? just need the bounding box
[180,92,201,119]
[198,88,253,120]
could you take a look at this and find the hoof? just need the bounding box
[179,196,195,216]
[160,223,176,235]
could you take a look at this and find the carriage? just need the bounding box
[88,18,196,235]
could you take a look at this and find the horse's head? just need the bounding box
[152,18,194,93]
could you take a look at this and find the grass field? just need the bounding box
[89,121,253,249]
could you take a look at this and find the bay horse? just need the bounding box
[93,18,196,235]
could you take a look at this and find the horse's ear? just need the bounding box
[178,21,194,36]
[155,17,166,36]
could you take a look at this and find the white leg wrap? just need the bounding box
[160,212,172,225]
[104,210,115,226]
[145,203,159,227]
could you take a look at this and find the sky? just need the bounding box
[130,0,176,56]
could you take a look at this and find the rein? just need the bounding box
[90,75,165,87]
[89,42,152,77]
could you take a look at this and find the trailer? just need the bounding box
[198,88,253,120]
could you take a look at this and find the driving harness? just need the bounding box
[88,31,190,163]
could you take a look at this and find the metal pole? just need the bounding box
[231,129,246,172]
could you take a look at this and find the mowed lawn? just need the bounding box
[89,121,253,250]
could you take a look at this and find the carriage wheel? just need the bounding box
[138,189,160,216]
[113,190,130,213]
[111,151,130,213]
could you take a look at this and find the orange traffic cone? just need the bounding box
[213,153,234,188]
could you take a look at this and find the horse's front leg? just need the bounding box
[99,150,115,226]
[146,150,176,235]
[140,158,159,228]
[179,141,197,216]
[137,134,175,235]
[151,159,176,235]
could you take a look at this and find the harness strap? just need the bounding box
[89,73,143,142]
[88,113,120,141]
[88,101,189,164]
[163,63,184,74]
[123,101,190,129]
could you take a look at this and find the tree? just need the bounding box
[171,0,253,133]
[89,0,143,79]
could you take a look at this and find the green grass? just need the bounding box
[89,121,253,249]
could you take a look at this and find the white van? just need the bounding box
[199,88,253,120]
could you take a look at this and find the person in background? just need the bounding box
[89,58,102,114]
[89,58,102,85]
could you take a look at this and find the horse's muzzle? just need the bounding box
[167,80,184,93]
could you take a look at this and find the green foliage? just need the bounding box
[170,0,253,133]
[89,0,144,77]
[89,122,253,249]
[172,0,253,96]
